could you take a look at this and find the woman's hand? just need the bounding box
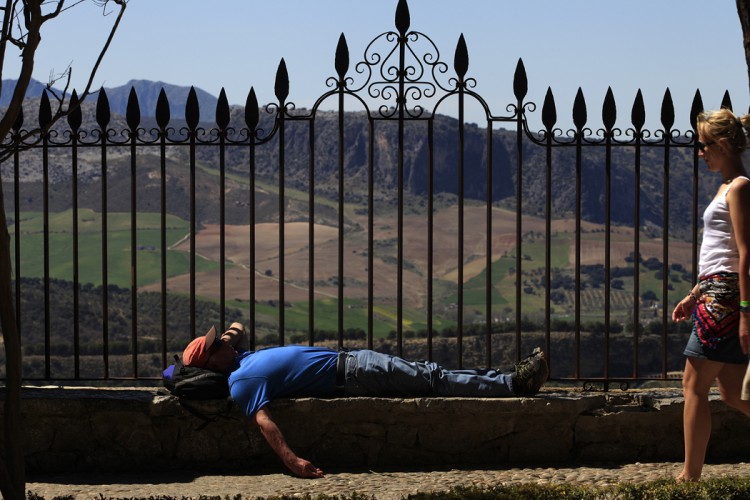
[672,295,697,322]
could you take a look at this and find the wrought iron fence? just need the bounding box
[1,0,740,387]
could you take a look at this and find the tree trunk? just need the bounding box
[738,0,750,96]
[0,187,22,499]
[0,7,42,498]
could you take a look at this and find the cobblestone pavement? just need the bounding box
[25,462,750,499]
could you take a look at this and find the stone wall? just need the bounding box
[4,387,750,473]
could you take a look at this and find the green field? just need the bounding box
[9,207,692,335]
[10,209,222,288]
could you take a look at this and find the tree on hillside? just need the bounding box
[0,2,127,498]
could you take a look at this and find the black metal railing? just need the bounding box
[1,0,738,386]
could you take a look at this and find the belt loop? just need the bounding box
[336,351,348,389]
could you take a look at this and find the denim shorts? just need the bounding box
[683,324,749,365]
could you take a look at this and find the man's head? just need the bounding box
[183,325,238,374]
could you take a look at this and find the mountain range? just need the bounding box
[1,78,219,123]
[0,78,718,238]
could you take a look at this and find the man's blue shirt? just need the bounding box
[228,345,338,417]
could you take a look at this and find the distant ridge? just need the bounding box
[1,78,219,123]
[102,79,219,123]
[0,78,64,107]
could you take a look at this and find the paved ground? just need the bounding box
[25,462,750,499]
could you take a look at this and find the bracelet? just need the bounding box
[741,300,750,314]
[741,300,749,307]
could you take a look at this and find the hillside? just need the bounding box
[0,78,719,238]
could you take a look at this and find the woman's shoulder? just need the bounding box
[731,176,750,191]
[727,176,750,204]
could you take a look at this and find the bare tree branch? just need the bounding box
[0,0,17,105]
[40,0,64,22]
[738,0,750,96]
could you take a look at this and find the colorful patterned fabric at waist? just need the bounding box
[694,273,739,349]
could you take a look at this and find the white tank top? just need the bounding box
[698,176,749,277]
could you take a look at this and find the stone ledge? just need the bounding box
[3,386,749,473]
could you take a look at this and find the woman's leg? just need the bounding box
[679,356,724,482]
[716,362,750,415]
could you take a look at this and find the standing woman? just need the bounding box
[672,108,750,482]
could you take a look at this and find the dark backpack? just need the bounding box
[163,355,234,429]
[163,355,230,400]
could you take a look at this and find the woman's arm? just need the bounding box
[672,283,700,322]
[729,178,750,354]
[254,407,324,478]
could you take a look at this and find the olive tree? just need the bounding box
[0,2,127,498]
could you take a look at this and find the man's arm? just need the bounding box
[253,407,324,478]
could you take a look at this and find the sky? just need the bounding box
[8,0,749,131]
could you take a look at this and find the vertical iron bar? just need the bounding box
[72,131,80,379]
[100,127,109,378]
[574,134,582,379]
[396,34,405,356]
[545,133,552,367]
[457,84,465,368]
[220,131,227,329]
[338,87,345,348]
[42,131,50,378]
[160,132,167,369]
[189,128,196,339]
[12,138,20,338]
[129,127,138,378]
[367,119,375,350]
[604,133,612,380]
[485,121,493,368]
[278,110,286,345]
[691,146,699,306]
[427,119,434,361]
[249,135,257,351]
[309,120,316,346]
[633,135,642,378]
[662,136,671,378]
[515,101,524,363]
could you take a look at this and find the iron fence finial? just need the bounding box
[395,0,410,36]
[216,88,230,130]
[96,87,110,130]
[67,90,82,133]
[632,89,646,133]
[335,33,349,81]
[245,87,259,130]
[454,34,468,80]
[186,86,200,130]
[126,87,141,131]
[275,59,289,104]
[156,88,170,130]
[660,88,674,131]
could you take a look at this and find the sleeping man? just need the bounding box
[182,323,549,478]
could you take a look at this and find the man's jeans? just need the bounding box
[342,349,514,397]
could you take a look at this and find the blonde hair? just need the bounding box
[697,108,750,153]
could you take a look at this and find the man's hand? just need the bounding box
[287,457,324,478]
[254,407,324,478]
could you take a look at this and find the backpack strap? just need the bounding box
[179,397,236,431]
